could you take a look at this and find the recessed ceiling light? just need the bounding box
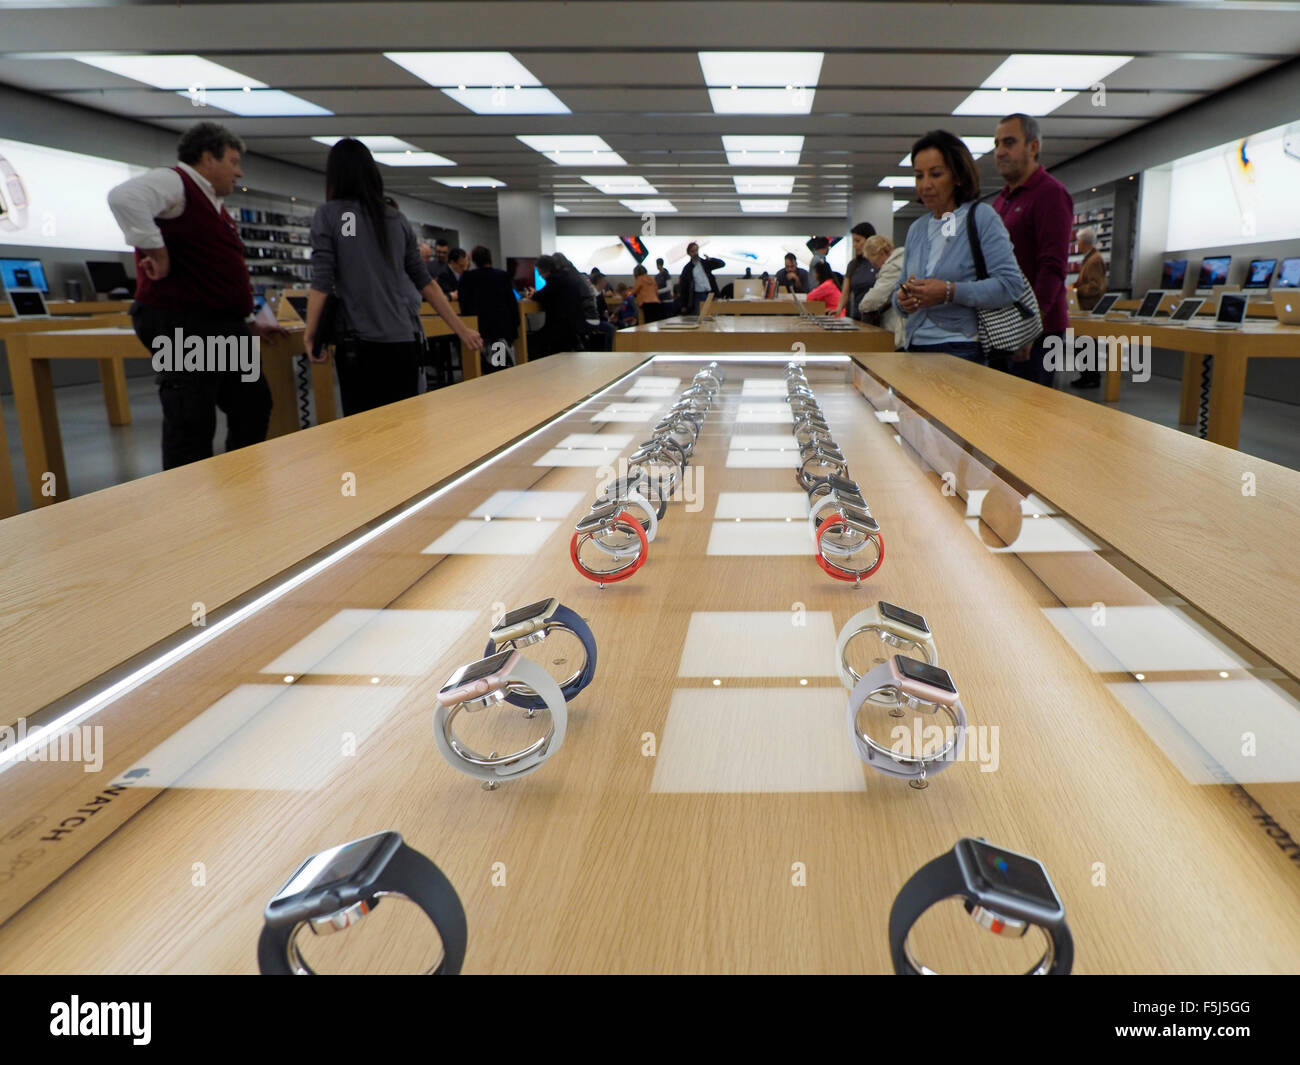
[892,199,908,212]
[899,135,995,168]
[554,204,569,213]
[982,54,1133,91]
[384,51,569,114]
[739,199,788,213]
[707,88,815,115]
[312,135,419,153]
[620,198,677,213]
[953,89,1076,116]
[432,176,504,188]
[698,51,823,88]
[70,54,263,89]
[733,175,795,195]
[517,135,627,166]
[372,151,456,167]
[878,176,914,188]
[721,135,803,167]
[198,90,331,116]
[581,175,657,195]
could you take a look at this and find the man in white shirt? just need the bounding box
[107,121,281,469]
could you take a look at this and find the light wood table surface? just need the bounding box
[615,315,892,353]
[0,300,132,318]
[1067,313,1300,448]
[707,299,826,315]
[0,355,1297,973]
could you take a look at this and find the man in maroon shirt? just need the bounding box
[992,113,1074,387]
[109,122,279,469]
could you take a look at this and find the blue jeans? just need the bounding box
[907,341,986,364]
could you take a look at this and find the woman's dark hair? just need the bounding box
[325,138,391,259]
[849,221,877,268]
[908,130,981,206]
[471,245,492,268]
[633,264,647,277]
[812,260,834,285]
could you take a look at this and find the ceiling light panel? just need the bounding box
[71,54,264,90]
[581,175,658,195]
[953,89,1078,116]
[721,135,804,167]
[312,136,418,152]
[197,90,331,116]
[384,52,569,114]
[620,198,677,213]
[700,52,822,115]
[432,176,505,187]
[739,200,789,213]
[518,135,627,166]
[733,175,796,195]
[982,54,1133,90]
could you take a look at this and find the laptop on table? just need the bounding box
[1187,292,1247,330]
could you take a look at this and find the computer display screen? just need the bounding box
[1277,258,1300,288]
[1217,293,1247,324]
[85,260,133,293]
[1133,290,1163,318]
[1243,258,1278,289]
[1160,259,1187,290]
[0,258,49,293]
[8,289,48,316]
[1196,256,1231,288]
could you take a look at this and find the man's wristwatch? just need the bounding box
[836,601,937,692]
[434,648,568,781]
[258,830,467,975]
[0,153,30,232]
[483,597,597,707]
[570,501,649,584]
[889,838,1073,975]
[847,654,964,784]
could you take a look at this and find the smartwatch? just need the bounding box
[847,654,965,785]
[0,154,30,232]
[816,502,885,581]
[570,502,649,584]
[258,830,467,975]
[484,597,597,706]
[594,477,659,544]
[808,471,862,505]
[629,445,682,501]
[798,446,849,490]
[836,601,938,692]
[434,648,568,781]
[889,838,1073,975]
[809,484,866,530]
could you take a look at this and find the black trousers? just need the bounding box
[131,304,272,470]
[334,335,423,416]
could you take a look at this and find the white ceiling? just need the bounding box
[0,0,1296,219]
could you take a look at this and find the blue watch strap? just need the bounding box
[483,602,597,706]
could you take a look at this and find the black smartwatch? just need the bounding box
[889,838,1073,975]
[258,831,467,975]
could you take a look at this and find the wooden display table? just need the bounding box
[615,315,892,353]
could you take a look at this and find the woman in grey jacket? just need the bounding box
[893,130,1024,364]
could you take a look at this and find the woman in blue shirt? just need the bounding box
[892,130,1024,363]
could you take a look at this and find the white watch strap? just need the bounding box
[835,603,938,690]
[434,656,568,782]
[847,661,966,779]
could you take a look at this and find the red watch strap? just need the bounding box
[570,511,649,584]
[815,518,885,582]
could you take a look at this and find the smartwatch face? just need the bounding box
[895,655,954,693]
[496,598,556,632]
[576,500,622,532]
[440,650,516,699]
[839,503,879,533]
[959,839,1063,919]
[270,831,399,910]
[880,601,929,635]
[828,473,860,495]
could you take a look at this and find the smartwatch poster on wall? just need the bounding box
[0,137,146,252]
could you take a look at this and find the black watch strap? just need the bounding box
[257,842,467,975]
[888,848,1073,975]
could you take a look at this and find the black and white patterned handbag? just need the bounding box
[966,203,1042,358]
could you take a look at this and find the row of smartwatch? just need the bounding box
[569,362,725,585]
[259,830,1071,975]
[786,364,886,583]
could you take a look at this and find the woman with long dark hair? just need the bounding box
[304,138,481,415]
[836,221,878,318]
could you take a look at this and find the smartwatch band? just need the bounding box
[846,661,965,781]
[835,604,938,691]
[434,655,568,781]
[570,510,649,584]
[594,484,658,545]
[484,602,597,707]
[888,850,1074,975]
[815,517,885,582]
[258,840,468,975]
